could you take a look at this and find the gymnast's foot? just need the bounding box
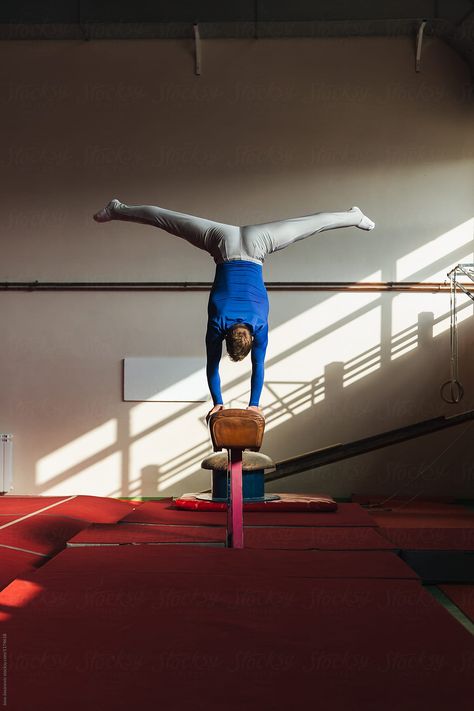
[350,206,375,231]
[93,198,122,223]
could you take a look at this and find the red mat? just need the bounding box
[68,524,393,551]
[36,546,417,580]
[244,526,395,551]
[0,495,136,523]
[352,494,457,506]
[175,492,337,511]
[46,495,137,523]
[0,515,89,556]
[0,496,69,514]
[0,515,22,526]
[0,548,44,592]
[368,508,474,528]
[379,527,474,550]
[1,549,471,711]
[439,584,474,623]
[68,523,226,546]
[120,500,376,527]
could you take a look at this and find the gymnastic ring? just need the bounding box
[440,379,464,404]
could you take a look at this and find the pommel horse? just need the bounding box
[208,409,265,548]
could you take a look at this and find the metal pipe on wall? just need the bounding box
[1,281,472,293]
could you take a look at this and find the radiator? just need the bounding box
[0,434,13,494]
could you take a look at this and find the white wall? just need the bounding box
[1,36,473,498]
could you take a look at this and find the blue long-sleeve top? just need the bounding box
[206,260,269,407]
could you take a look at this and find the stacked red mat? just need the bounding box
[0,495,137,590]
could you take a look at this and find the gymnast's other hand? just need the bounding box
[247,405,264,417]
[206,404,225,424]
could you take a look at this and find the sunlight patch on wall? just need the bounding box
[343,307,382,386]
[393,219,473,359]
[391,293,453,360]
[432,300,473,338]
[343,343,381,388]
[396,218,474,281]
[262,303,381,427]
[215,355,261,413]
[267,271,381,361]
[129,359,252,438]
[36,419,117,486]
[261,276,381,427]
[38,452,122,496]
[263,408,296,430]
[264,381,317,427]
[130,401,196,439]
[129,410,210,494]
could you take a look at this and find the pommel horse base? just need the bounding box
[208,409,265,549]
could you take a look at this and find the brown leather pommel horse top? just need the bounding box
[208,409,265,452]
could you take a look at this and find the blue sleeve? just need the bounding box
[205,321,224,405]
[249,323,268,407]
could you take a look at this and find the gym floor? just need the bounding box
[1,494,473,710]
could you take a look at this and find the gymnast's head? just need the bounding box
[225,324,253,362]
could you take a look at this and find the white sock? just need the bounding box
[350,206,375,231]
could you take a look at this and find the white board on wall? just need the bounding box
[123,357,207,402]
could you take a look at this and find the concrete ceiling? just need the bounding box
[1,1,473,78]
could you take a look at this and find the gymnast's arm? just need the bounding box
[205,321,224,407]
[249,323,268,408]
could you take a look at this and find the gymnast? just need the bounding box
[93,199,375,420]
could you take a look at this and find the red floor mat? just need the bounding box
[0,495,136,523]
[68,523,226,546]
[68,524,393,551]
[0,515,90,556]
[439,584,474,623]
[0,548,44,591]
[367,508,474,528]
[121,500,375,527]
[0,516,22,526]
[379,528,474,550]
[0,496,70,514]
[352,495,458,507]
[46,495,137,523]
[1,550,471,711]
[244,526,395,550]
[28,546,417,580]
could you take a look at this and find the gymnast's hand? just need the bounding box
[247,405,264,418]
[206,404,225,424]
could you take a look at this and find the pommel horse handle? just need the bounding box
[208,409,265,549]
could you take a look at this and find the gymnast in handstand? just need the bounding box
[93,199,375,419]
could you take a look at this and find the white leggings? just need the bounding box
[113,202,362,264]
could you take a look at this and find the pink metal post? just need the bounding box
[227,448,244,548]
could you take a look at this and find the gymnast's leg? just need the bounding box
[241,206,375,257]
[93,198,237,254]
